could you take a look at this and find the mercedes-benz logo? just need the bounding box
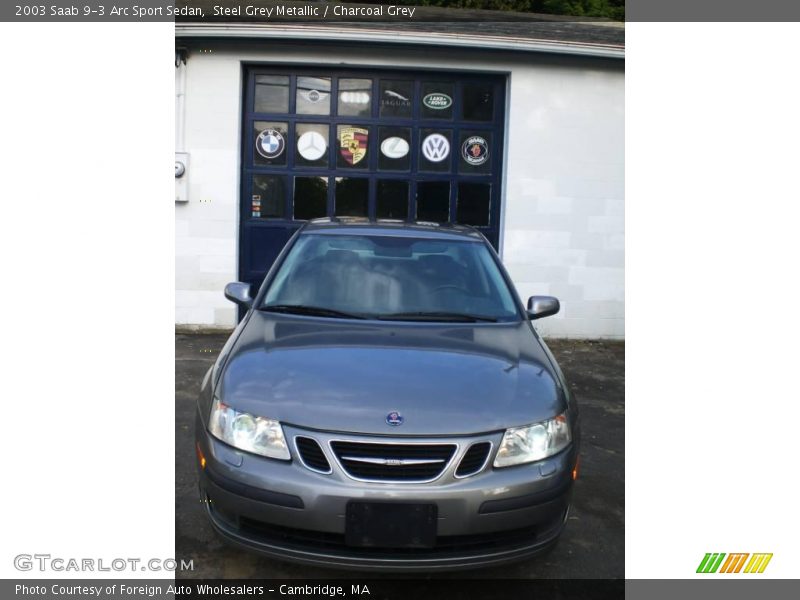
[297,131,327,161]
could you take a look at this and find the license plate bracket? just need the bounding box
[345,502,437,548]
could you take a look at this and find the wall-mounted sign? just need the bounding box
[461,136,489,166]
[380,136,410,159]
[422,93,452,110]
[297,131,327,161]
[255,129,285,159]
[421,133,450,162]
[339,127,369,165]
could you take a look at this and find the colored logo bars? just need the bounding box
[696,553,773,574]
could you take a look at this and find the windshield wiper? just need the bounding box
[375,311,498,323]
[259,304,367,320]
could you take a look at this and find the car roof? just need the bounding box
[300,218,485,242]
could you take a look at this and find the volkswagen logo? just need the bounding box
[422,133,450,163]
[386,411,404,426]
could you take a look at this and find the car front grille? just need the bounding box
[295,436,331,473]
[455,442,492,478]
[329,441,457,482]
[237,516,548,556]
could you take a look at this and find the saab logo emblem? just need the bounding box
[386,411,404,426]
[696,553,773,574]
[339,127,369,165]
[423,93,452,110]
[422,133,450,163]
[297,131,327,161]
[462,136,489,166]
[380,136,410,159]
[255,129,285,160]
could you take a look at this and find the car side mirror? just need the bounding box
[224,282,253,309]
[527,296,560,320]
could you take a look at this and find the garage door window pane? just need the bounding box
[421,82,454,119]
[251,175,286,219]
[378,127,411,171]
[294,177,328,220]
[416,181,450,223]
[335,178,369,217]
[296,77,331,115]
[295,123,329,168]
[379,80,413,118]
[254,75,289,113]
[376,180,409,220]
[338,78,372,117]
[462,83,494,121]
[457,183,491,227]
[253,121,288,167]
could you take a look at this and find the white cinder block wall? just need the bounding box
[175,42,624,338]
[503,66,624,338]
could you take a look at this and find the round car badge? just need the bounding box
[255,128,285,160]
[380,136,410,159]
[462,136,489,166]
[304,89,322,103]
[421,133,450,163]
[386,411,404,426]
[297,131,327,161]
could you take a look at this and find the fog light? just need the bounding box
[196,442,206,469]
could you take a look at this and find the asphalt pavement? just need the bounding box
[175,334,624,578]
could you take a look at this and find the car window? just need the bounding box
[261,233,520,321]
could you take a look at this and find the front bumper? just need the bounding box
[196,413,576,571]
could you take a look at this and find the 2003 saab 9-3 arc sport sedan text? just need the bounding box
[195,219,580,571]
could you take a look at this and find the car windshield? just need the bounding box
[260,233,520,322]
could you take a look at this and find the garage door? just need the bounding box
[239,66,507,294]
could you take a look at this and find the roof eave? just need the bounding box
[175,23,625,60]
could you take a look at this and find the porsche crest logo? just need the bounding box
[339,127,368,165]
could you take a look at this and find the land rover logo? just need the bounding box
[423,93,452,110]
[386,411,404,426]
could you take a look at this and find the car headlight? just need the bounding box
[493,413,571,468]
[208,398,290,460]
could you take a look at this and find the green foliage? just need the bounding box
[383,0,625,21]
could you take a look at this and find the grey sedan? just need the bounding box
[195,219,580,571]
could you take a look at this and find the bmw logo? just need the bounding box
[386,411,404,426]
[255,128,285,160]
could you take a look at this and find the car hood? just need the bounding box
[217,311,565,436]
